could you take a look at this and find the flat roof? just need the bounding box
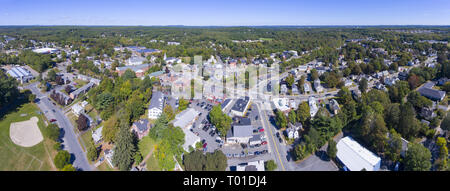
[337,136,381,171]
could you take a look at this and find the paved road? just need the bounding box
[255,102,289,171]
[25,82,93,171]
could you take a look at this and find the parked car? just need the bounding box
[50,119,57,122]
[203,143,207,148]
[259,128,264,132]
[233,153,239,158]
[261,141,267,145]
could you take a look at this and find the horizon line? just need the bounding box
[0,24,449,27]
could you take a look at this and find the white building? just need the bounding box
[234,160,265,171]
[148,91,165,119]
[32,47,58,54]
[126,56,147,66]
[92,126,103,144]
[337,136,381,171]
[172,108,201,152]
[6,66,34,84]
[308,97,318,118]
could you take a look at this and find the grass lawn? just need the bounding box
[145,154,161,171]
[97,161,114,171]
[138,136,158,157]
[73,79,88,89]
[0,103,56,171]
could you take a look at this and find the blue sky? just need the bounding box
[0,0,449,25]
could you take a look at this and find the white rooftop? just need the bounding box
[337,136,381,171]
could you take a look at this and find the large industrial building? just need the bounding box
[336,136,381,171]
[6,66,34,84]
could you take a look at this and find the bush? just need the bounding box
[43,124,60,142]
[53,142,61,151]
[265,160,277,171]
[54,150,71,170]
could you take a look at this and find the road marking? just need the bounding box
[258,103,286,171]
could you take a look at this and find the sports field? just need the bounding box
[0,103,56,171]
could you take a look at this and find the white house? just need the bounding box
[92,126,103,144]
[308,97,318,118]
[148,91,165,119]
[337,136,381,171]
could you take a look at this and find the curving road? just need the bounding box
[25,82,93,171]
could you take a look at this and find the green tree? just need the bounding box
[178,98,189,111]
[275,109,288,129]
[43,123,60,142]
[61,164,76,171]
[87,139,98,162]
[288,110,297,124]
[54,150,71,170]
[48,69,57,82]
[385,129,403,162]
[265,160,277,171]
[441,112,450,131]
[285,74,295,87]
[112,124,136,171]
[327,139,337,160]
[296,102,310,124]
[404,143,432,171]
[310,69,319,81]
[209,106,232,137]
[436,137,448,171]
[358,77,368,93]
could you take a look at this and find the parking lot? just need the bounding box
[220,103,273,167]
[190,99,221,153]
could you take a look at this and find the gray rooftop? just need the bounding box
[148,91,165,111]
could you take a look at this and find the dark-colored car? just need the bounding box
[50,119,57,122]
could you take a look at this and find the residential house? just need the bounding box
[131,119,151,140]
[308,97,319,118]
[286,122,302,139]
[92,126,103,144]
[314,79,324,93]
[104,149,115,168]
[329,99,340,115]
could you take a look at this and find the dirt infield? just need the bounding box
[9,117,43,147]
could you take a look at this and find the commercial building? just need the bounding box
[116,64,150,78]
[230,96,250,117]
[336,136,381,171]
[6,66,34,84]
[226,118,253,144]
[172,108,201,152]
[148,91,165,119]
[32,47,58,54]
[231,160,265,171]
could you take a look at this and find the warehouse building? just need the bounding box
[6,66,34,84]
[336,136,381,171]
